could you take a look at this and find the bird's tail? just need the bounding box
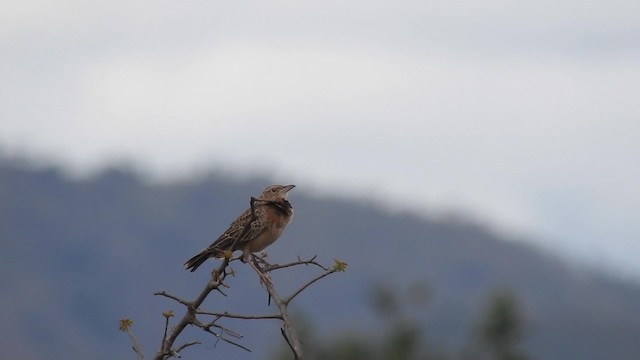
[184,248,218,272]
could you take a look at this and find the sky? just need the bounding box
[1,0,639,278]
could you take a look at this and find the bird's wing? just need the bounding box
[209,207,267,251]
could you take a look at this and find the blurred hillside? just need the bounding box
[2,159,640,359]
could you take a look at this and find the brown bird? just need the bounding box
[184,184,295,272]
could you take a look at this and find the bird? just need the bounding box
[184,184,295,272]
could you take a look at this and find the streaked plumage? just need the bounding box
[184,184,295,272]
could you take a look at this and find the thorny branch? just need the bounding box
[152,256,236,360]
[122,196,347,360]
[247,255,345,359]
[149,255,342,359]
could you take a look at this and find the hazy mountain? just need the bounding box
[2,159,640,360]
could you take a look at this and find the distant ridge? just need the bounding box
[1,159,640,360]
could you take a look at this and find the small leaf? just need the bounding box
[119,318,133,332]
[332,259,348,272]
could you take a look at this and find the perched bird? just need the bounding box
[184,184,295,272]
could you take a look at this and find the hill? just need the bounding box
[1,159,640,359]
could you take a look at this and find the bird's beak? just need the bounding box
[283,184,296,192]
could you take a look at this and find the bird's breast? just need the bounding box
[246,207,292,253]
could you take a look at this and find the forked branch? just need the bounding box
[122,196,347,360]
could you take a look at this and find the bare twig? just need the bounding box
[152,257,233,360]
[262,255,329,272]
[197,310,283,320]
[128,328,145,360]
[119,319,144,360]
[174,341,200,354]
[194,318,251,352]
[154,291,190,307]
[284,269,338,305]
[160,313,171,356]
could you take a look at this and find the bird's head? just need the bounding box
[260,184,295,201]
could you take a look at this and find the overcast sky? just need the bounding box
[1,0,639,278]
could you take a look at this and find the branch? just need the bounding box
[194,318,251,353]
[196,310,283,320]
[122,195,347,360]
[160,312,171,357]
[119,319,144,360]
[284,269,338,305]
[174,341,200,354]
[256,264,304,360]
[129,330,144,359]
[281,327,297,359]
[152,257,232,360]
[154,291,191,307]
[261,255,329,272]
[131,253,344,360]
[247,256,346,360]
